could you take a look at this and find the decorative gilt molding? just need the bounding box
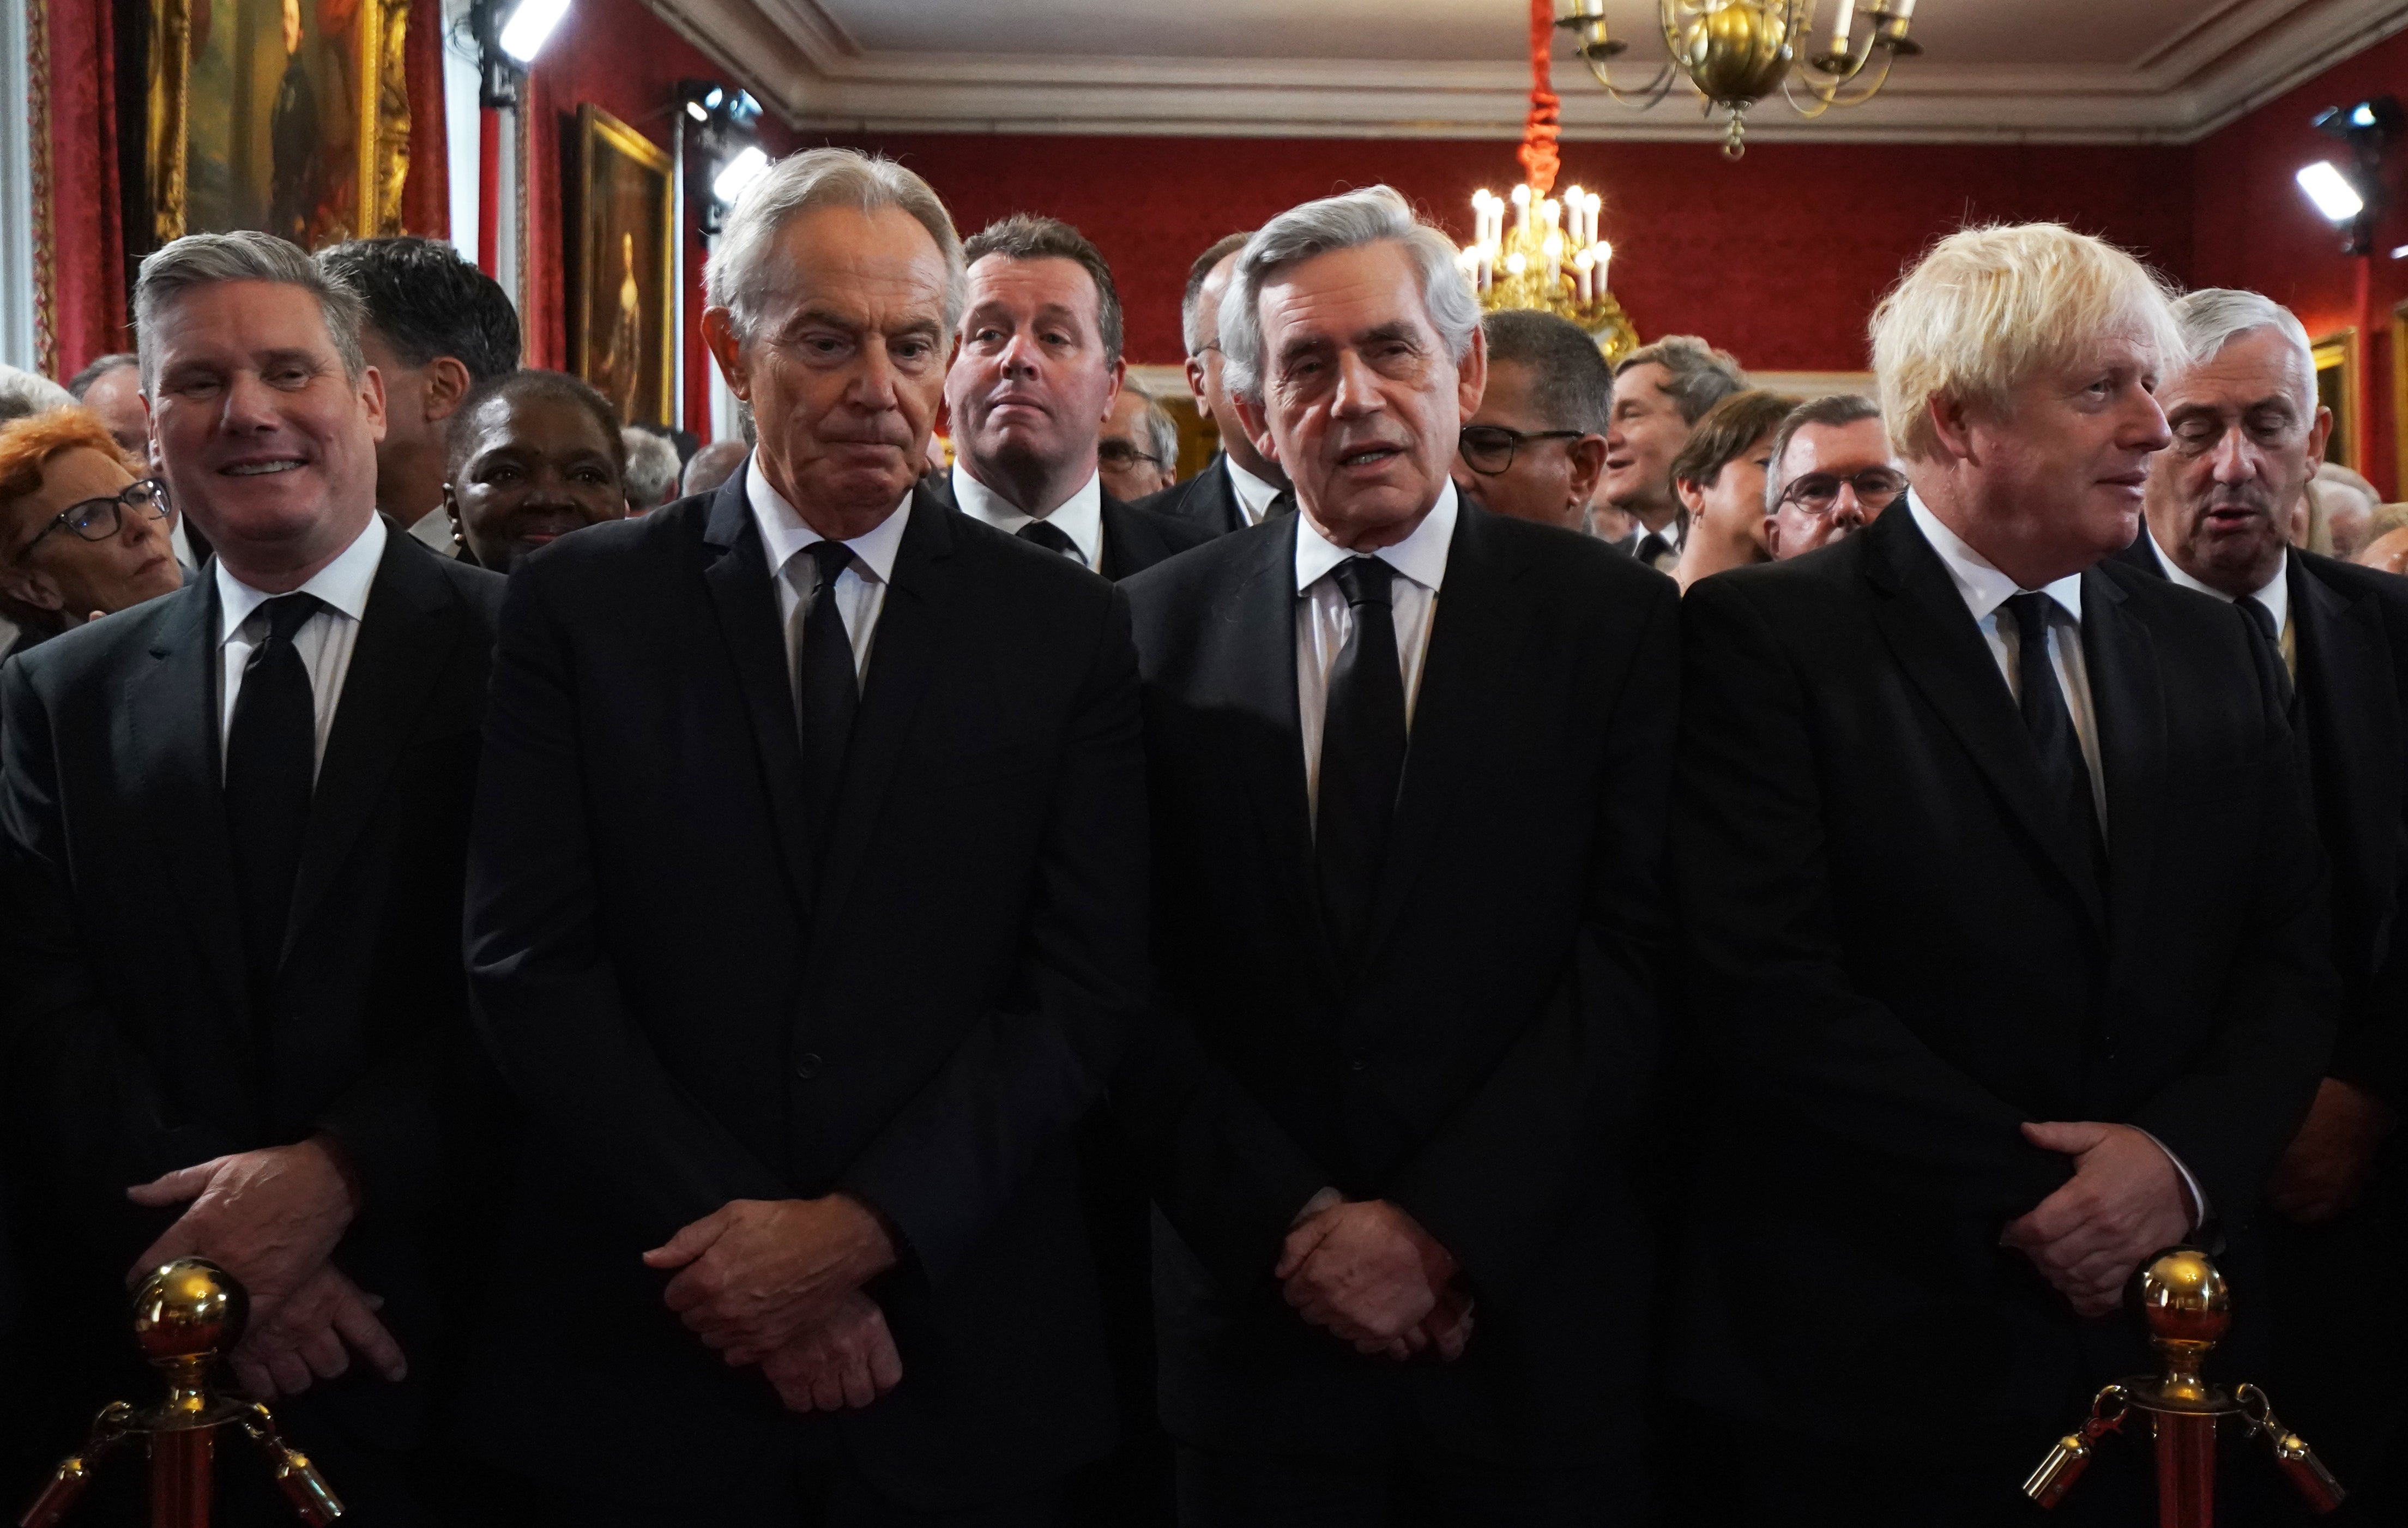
[146,0,186,244]
[29,0,56,376]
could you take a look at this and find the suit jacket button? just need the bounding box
[794,1053,825,1080]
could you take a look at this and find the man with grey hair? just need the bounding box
[1098,381,1178,503]
[0,229,505,1518]
[1760,393,1904,560]
[1671,227,2332,1524]
[2120,286,2408,1511]
[63,352,148,457]
[1450,309,1612,530]
[620,426,682,512]
[1602,335,1746,570]
[463,147,1149,1524]
[1122,183,1675,1521]
[1138,231,1290,536]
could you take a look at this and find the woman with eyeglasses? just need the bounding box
[0,407,184,657]
[1667,389,1800,592]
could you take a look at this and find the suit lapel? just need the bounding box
[700,473,818,909]
[2081,570,2164,949]
[125,581,253,1021]
[1099,494,1151,581]
[806,484,957,959]
[2294,559,2399,925]
[1864,510,2108,929]
[280,534,461,961]
[1205,457,1245,536]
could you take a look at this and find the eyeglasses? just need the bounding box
[1099,440,1163,468]
[24,478,169,551]
[1458,424,1585,475]
[1775,468,1907,516]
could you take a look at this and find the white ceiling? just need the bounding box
[644,0,2408,143]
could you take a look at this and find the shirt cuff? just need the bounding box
[2134,1128,2211,1233]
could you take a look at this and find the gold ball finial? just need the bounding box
[2135,1248,2230,1349]
[130,1257,247,1368]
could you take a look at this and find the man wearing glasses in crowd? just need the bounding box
[0,409,184,659]
[1449,310,1612,531]
[1762,394,1908,560]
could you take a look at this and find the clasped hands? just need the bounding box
[643,1194,903,1414]
[2001,1120,2192,1319]
[125,1135,405,1400]
[1277,1194,1472,1363]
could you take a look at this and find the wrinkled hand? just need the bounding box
[2271,1077,2395,1225]
[642,1194,896,1363]
[758,1293,904,1413]
[1417,1283,1476,1362]
[1276,1199,1456,1358]
[127,1138,359,1321]
[2002,1121,2190,1318]
[224,1263,405,1400]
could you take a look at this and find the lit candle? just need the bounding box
[1505,251,1527,277]
[1573,249,1592,304]
[1586,191,1603,249]
[1595,240,1612,294]
[1510,183,1531,233]
[1562,185,1584,244]
[1542,231,1562,292]
[1826,0,1855,54]
[1543,198,1562,235]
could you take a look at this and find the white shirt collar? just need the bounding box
[1907,491,2083,626]
[949,463,1104,569]
[1295,480,1458,596]
[746,457,910,587]
[215,511,385,644]
[2148,526,2288,630]
[1223,454,1284,524]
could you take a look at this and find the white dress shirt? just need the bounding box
[215,511,387,772]
[950,463,1103,570]
[1295,483,1457,814]
[1224,455,1284,528]
[2149,528,2292,673]
[747,458,910,683]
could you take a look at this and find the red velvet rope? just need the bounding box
[1516,0,1561,196]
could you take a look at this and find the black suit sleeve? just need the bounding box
[1383,576,1677,1300]
[837,589,1150,1283]
[1674,576,2070,1218]
[466,567,792,1246]
[0,659,238,1206]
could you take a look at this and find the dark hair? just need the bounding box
[65,353,138,398]
[1615,334,1748,425]
[317,237,521,382]
[962,214,1124,362]
[1765,392,1885,506]
[445,369,626,483]
[1482,310,1614,435]
[1669,389,1801,494]
[1181,231,1252,356]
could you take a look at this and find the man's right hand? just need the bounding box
[224,1264,406,1400]
[758,1293,903,1412]
[1276,1199,1454,1355]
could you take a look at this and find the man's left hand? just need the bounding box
[643,1194,897,1361]
[1276,1199,1454,1354]
[127,1137,360,1320]
[2002,1121,2190,1318]
[2270,1077,2395,1225]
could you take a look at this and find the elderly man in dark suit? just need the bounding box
[1121,185,1676,1525]
[461,148,1150,1526]
[942,215,1210,581]
[0,231,504,1523]
[1136,232,1290,537]
[1669,226,2337,1526]
[2116,285,2408,1517]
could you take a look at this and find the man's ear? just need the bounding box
[422,356,476,425]
[1567,433,1608,508]
[1926,392,1979,464]
[1101,357,1126,426]
[1184,354,1210,409]
[1455,325,1488,420]
[2306,406,2334,467]
[357,364,388,444]
[1232,388,1278,467]
[701,308,751,403]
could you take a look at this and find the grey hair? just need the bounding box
[1127,382,1180,468]
[1615,334,1748,425]
[1181,231,1251,357]
[0,365,75,425]
[1764,392,1885,510]
[134,231,368,390]
[2169,288,2318,413]
[704,148,966,345]
[621,427,683,510]
[1216,185,1480,403]
[1483,309,1614,434]
[65,352,138,398]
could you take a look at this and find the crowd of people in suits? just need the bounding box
[0,142,2399,1528]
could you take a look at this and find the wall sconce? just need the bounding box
[468,0,570,108]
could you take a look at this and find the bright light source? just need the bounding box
[498,0,569,62]
[685,100,707,122]
[2393,244,2408,260]
[2351,102,2378,128]
[2296,160,2365,224]
[713,146,770,205]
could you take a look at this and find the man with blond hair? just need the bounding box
[1668,225,2333,1525]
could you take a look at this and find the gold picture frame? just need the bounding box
[2392,300,2407,498]
[573,105,677,430]
[146,0,409,246]
[2313,328,2362,472]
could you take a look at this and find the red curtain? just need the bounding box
[41,0,128,379]
[399,0,446,236]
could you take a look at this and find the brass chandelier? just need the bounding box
[1554,0,1924,158]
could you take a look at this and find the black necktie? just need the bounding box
[794,541,859,844]
[1017,519,1082,564]
[2003,591,2107,882]
[2240,596,2295,702]
[1636,532,1671,569]
[224,591,324,1016]
[1315,557,1408,969]
[1267,492,1297,521]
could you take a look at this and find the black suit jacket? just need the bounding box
[1134,452,1248,538]
[1100,488,1215,579]
[2111,534,2408,1110]
[1671,505,2335,1444]
[0,525,503,1453]
[461,475,1150,1515]
[1120,500,1677,1464]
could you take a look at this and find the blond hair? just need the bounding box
[1869,222,2180,463]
